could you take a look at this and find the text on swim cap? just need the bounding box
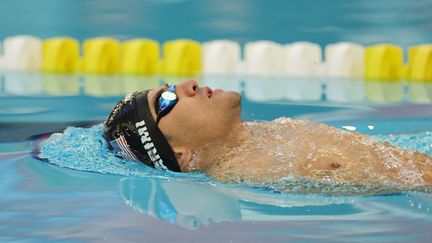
[135,120,168,170]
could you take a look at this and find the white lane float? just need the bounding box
[203,40,242,93]
[244,40,285,76]
[244,41,323,102]
[2,36,43,94]
[284,41,322,77]
[2,35,42,71]
[325,42,364,78]
[283,41,323,101]
[243,41,286,101]
[325,42,365,102]
[203,40,241,75]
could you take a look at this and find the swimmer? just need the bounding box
[104,80,432,189]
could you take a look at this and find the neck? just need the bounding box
[187,121,247,172]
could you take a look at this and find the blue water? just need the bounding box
[1,74,432,242]
[1,0,432,240]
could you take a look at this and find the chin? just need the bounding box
[229,91,242,107]
[215,90,242,108]
[224,92,242,115]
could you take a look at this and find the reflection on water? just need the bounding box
[119,176,351,229]
[119,176,432,230]
[244,77,323,102]
[326,78,364,102]
[202,75,242,94]
[1,72,431,105]
[160,75,203,86]
[365,80,404,103]
[84,75,124,96]
[4,72,42,95]
[120,177,241,229]
[42,74,80,95]
[409,82,432,104]
[84,75,171,96]
[121,76,161,94]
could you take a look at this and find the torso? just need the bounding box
[205,118,432,187]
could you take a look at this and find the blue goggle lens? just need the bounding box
[156,84,177,124]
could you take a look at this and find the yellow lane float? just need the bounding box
[42,37,79,73]
[82,37,121,75]
[406,44,432,82]
[365,44,403,81]
[161,39,202,76]
[122,39,160,75]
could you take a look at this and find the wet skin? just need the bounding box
[146,81,432,188]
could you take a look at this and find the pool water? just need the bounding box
[1,74,432,242]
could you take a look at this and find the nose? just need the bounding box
[175,80,199,97]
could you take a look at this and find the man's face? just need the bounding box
[146,80,242,148]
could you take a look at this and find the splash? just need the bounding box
[37,124,205,181]
[37,124,432,195]
[372,132,432,155]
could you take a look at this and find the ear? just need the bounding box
[172,145,193,171]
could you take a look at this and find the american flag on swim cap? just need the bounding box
[109,135,138,161]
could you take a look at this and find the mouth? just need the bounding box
[203,87,224,98]
[213,89,222,96]
[204,86,214,98]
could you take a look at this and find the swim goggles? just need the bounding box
[155,84,178,125]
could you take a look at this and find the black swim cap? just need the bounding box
[104,90,181,172]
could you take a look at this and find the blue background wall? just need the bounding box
[0,0,431,49]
